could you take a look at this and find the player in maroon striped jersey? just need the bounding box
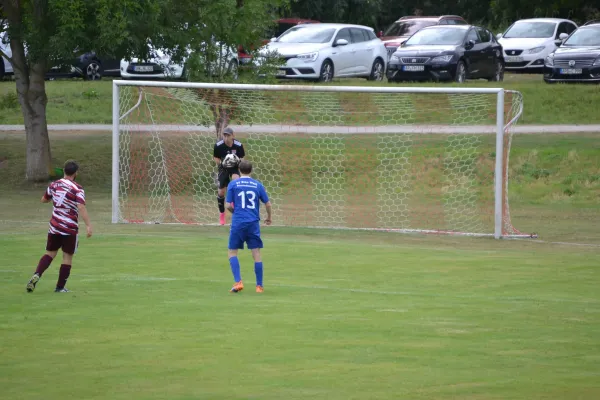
[26,161,93,293]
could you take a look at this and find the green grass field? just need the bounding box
[1,205,600,399]
[1,75,600,399]
[1,74,600,125]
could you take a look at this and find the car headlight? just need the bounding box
[297,52,318,62]
[527,46,545,54]
[545,56,554,67]
[593,57,600,66]
[390,54,400,62]
[431,55,453,63]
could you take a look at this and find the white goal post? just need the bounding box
[112,80,532,239]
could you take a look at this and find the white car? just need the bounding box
[497,18,577,71]
[1,32,14,79]
[260,23,387,82]
[121,44,239,80]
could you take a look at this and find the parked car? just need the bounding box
[1,32,118,80]
[380,16,467,59]
[238,18,320,65]
[497,18,577,71]
[544,22,600,83]
[259,23,387,82]
[120,44,239,80]
[48,51,120,80]
[387,24,504,83]
[0,32,13,79]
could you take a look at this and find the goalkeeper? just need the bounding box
[213,127,245,225]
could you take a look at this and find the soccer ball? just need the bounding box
[222,153,240,168]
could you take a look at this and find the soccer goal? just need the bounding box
[112,80,532,239]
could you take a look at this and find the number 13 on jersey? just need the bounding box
[237,190,256,209]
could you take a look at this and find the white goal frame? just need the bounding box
[112,80,520,239]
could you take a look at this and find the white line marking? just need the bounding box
[1,227,599,247]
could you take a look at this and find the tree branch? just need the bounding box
[0,47,13,64]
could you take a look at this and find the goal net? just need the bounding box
[112,81,530,239]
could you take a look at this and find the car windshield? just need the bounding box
[384,20,436,37]
[563,27,600,46]
[503,22,556,38]
[276,26,336,43]
[403,27,466,46]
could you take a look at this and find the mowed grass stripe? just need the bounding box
[1,230,599,399]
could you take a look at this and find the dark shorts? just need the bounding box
[218,167,240,189]
[46,233,78,254]
[229,221,263,250]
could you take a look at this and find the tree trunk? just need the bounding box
[11,45,52,182]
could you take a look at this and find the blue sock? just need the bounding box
[229,256,241,282]
[254,262,263,287]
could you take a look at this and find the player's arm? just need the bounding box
[213,144,222,166]
[41,187,51,203]
[78,204,93,238]
[264,201,272,225]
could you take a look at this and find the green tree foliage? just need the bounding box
[0,0,288,181]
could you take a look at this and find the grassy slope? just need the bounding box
[1,74,600,125]
[1,132,598,243]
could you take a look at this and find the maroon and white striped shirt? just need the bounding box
[43,179,86,236]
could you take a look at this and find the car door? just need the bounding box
[476,27,496,75]
[350,28,371,74]
[464,28,486,77]
[331,28,355,76]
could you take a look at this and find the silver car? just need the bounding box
[260,23,387,82]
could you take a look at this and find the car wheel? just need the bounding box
[367,59,384,81]
[488,61,504,82]
[84,61,103,80]
[318,60,333,83]
[454,61,467,83]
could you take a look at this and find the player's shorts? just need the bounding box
[46,233,78,254]
[228,221,263,250]
[218,167,241,189]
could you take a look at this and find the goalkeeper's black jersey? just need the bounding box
[213,139,245,161]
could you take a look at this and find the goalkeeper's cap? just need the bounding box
[223,127,234,135]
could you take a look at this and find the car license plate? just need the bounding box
[559,68,582,75]
[134,66,154,72]
[403,65,425,72]
[505,56,524,62]
[276,69,286,76]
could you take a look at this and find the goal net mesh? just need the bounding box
[115,84,526,237]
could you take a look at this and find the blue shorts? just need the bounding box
[228,221,263,250]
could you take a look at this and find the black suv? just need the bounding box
[544,22,600,83]
[380,16,468,58]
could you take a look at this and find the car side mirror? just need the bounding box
[270,37,277,42]
[554,39,563,46]
[334,38,349,47]
[496,33,502,39]
[465,40,475,50]
[559,33,569,40]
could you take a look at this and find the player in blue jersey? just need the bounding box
[225,160,272,293]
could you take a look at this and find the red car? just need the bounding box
[380,15,467,58]
[238,18,320,64]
